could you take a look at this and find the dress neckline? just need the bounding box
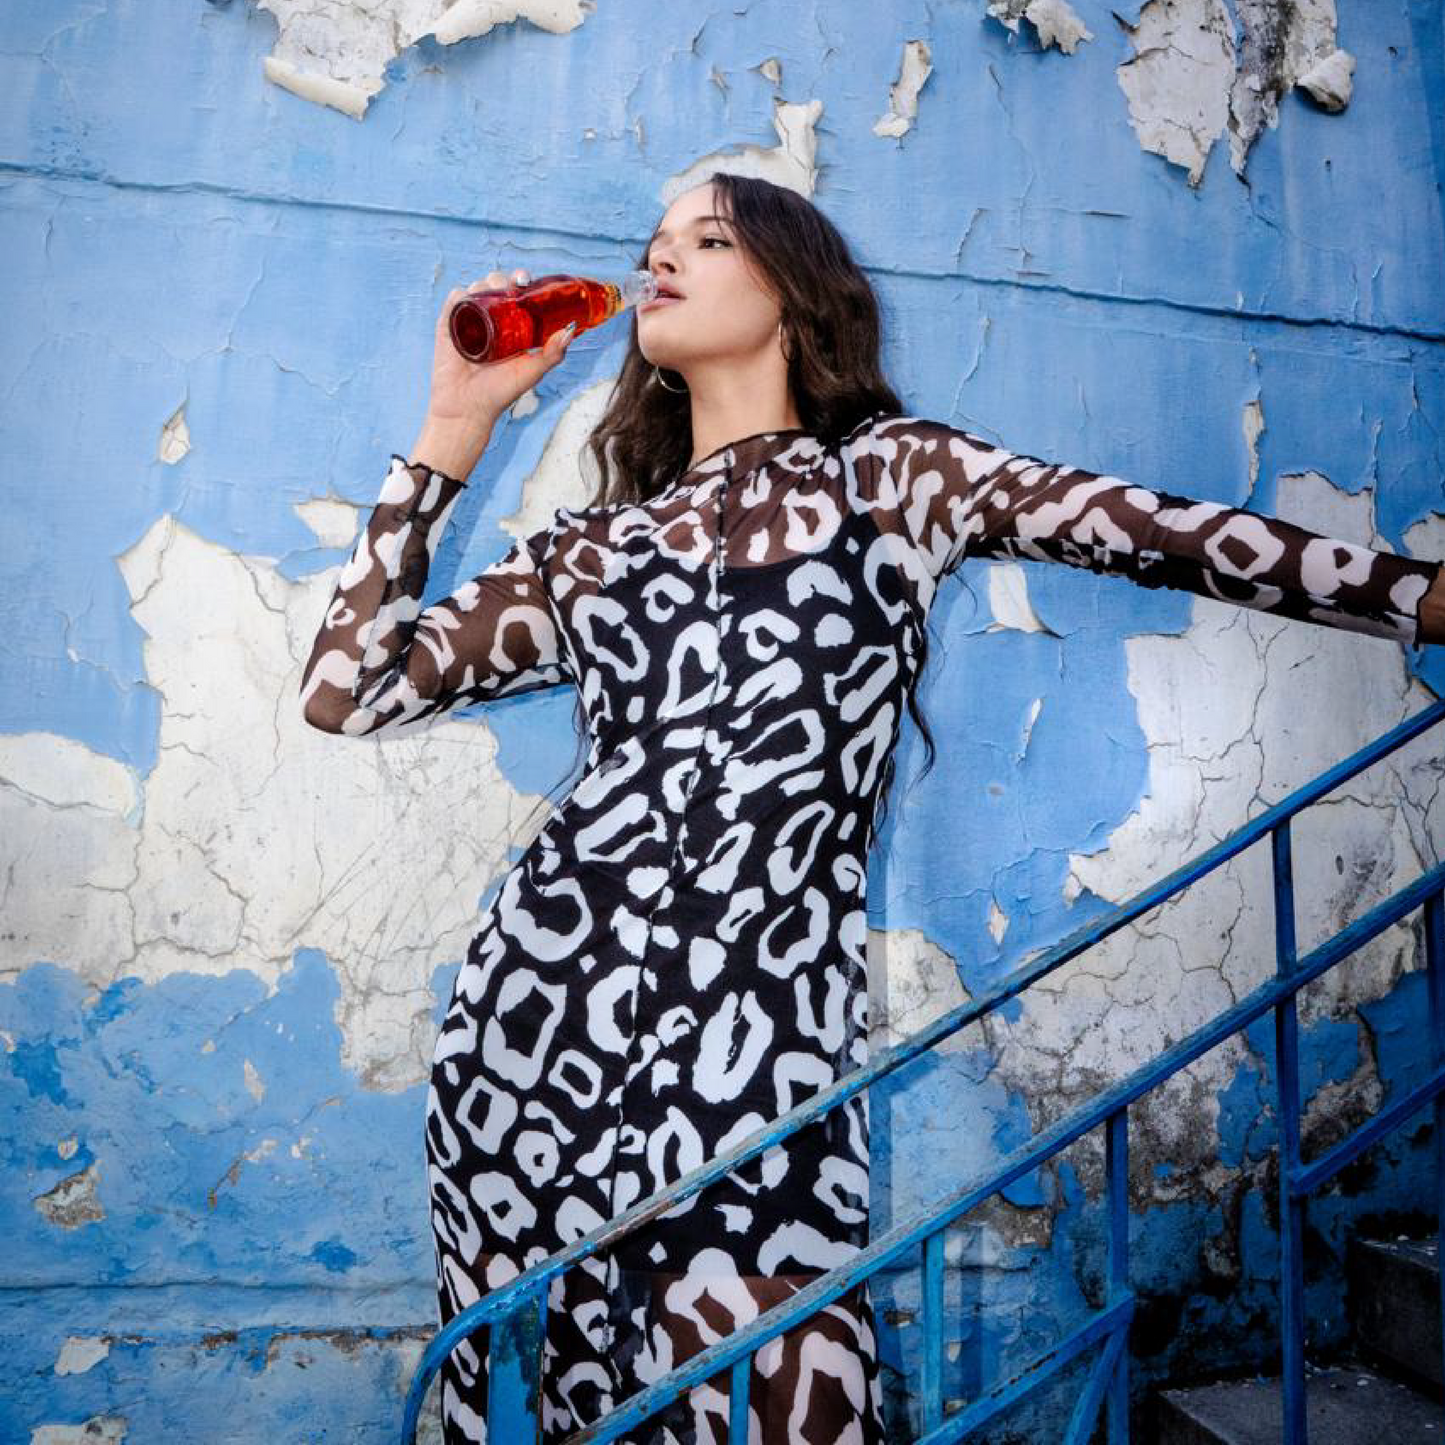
[679,428,816,483]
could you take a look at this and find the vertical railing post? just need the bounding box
[487,1284,548,1442]
[1425,888,1445,1393]
[1106,1108,1130,1442]
[921,1226,946,1432]
[1272,821,1306,1444]
[728,1352,752,1445]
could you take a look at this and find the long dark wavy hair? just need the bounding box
[553,173,939,830]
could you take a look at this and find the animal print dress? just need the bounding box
[298,414,1440,1443]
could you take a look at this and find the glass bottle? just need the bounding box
[448,270,658,365]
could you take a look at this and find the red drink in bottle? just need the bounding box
[448,270,657,364]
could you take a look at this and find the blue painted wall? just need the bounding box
[2,0,1441,1438]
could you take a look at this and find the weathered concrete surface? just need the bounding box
[3,0,1443,1439]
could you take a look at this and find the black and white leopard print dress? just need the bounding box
[299,413,1440,1444]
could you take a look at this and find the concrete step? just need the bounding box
[1348,1235,1443,1390]
[1156,1362,1443,1444]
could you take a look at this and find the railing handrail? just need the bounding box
[402,694,1445,1442]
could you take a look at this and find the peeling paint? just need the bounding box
[986,0,1094,55]
[256,0,594,119]
[34,1163,104,1230]
[986,561,1050,634]
[499,379,614,539]
[1116,0,1353,186]
[0,514,547,1092]
[662,98,824,200]
[54,1337,111,1377]
[1116,0,1237,188]
[31,1419,128,1445]
[873,41,933,141]
[1227,0,1353,175]
[156,404,190,466]
[291,496,360,551]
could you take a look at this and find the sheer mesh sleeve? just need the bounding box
[869,415,1442,645]
[299,454,574,737]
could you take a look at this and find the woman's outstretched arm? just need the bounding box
[298,439,573,737]
[869,416,1444,646]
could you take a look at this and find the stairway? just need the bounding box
[1156,1232,1443,1442]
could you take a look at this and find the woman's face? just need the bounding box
[636,183,784,373]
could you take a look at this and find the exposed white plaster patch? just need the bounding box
[293,496,361,550]
[1000,470,1445,1184]
[500,380,614,537]
[0,508,554,1090]
[55,1337,111,1376]
[873,41,934,140]
[32,1420,127,1445]
[256,0,594,120]
[157,404,190,466]
[1242,397,1264,488]
[867,926,972,1055]
[986,0,1094,54]
[1116,0,1352,186]
[987,899,1010,945]
[57,1136,79,1160]
[662,99,824,202]
[986,561,1049,633]
[1116,0,1236,188]
[1019,697,1043,759]
[757,57,782,87]
[243,1058,266,1102]
[1403,512,1445,569]
[34,1163,105,1229]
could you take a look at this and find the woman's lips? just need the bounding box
[640,294,683,312]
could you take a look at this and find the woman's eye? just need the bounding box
[701,236,730,248]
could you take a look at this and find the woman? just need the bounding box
[299,173,1445,1444]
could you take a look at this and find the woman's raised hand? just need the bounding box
[422,268,577,437]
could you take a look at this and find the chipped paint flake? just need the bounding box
[987,899,1010,944]
[1297,45,1355,112]
[987,561,1049,633]
[663,98,824,201]
[32,1420,128,1445]
[873,40,933,140]
[986,0,1094,54]
[1242,397,1265,488]
[34,1163,105,1229]
[157,404,190,466]
[1116,0,1236,188]
[256,0,594,120]
[292,496,361,550]
[243,1058,266,1102]
[54,1337,111,1377]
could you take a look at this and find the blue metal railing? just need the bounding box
[401,697,1445,1444]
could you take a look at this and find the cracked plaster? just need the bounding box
[0,506,555,1093]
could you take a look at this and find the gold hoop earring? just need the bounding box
[654,364,688,393]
